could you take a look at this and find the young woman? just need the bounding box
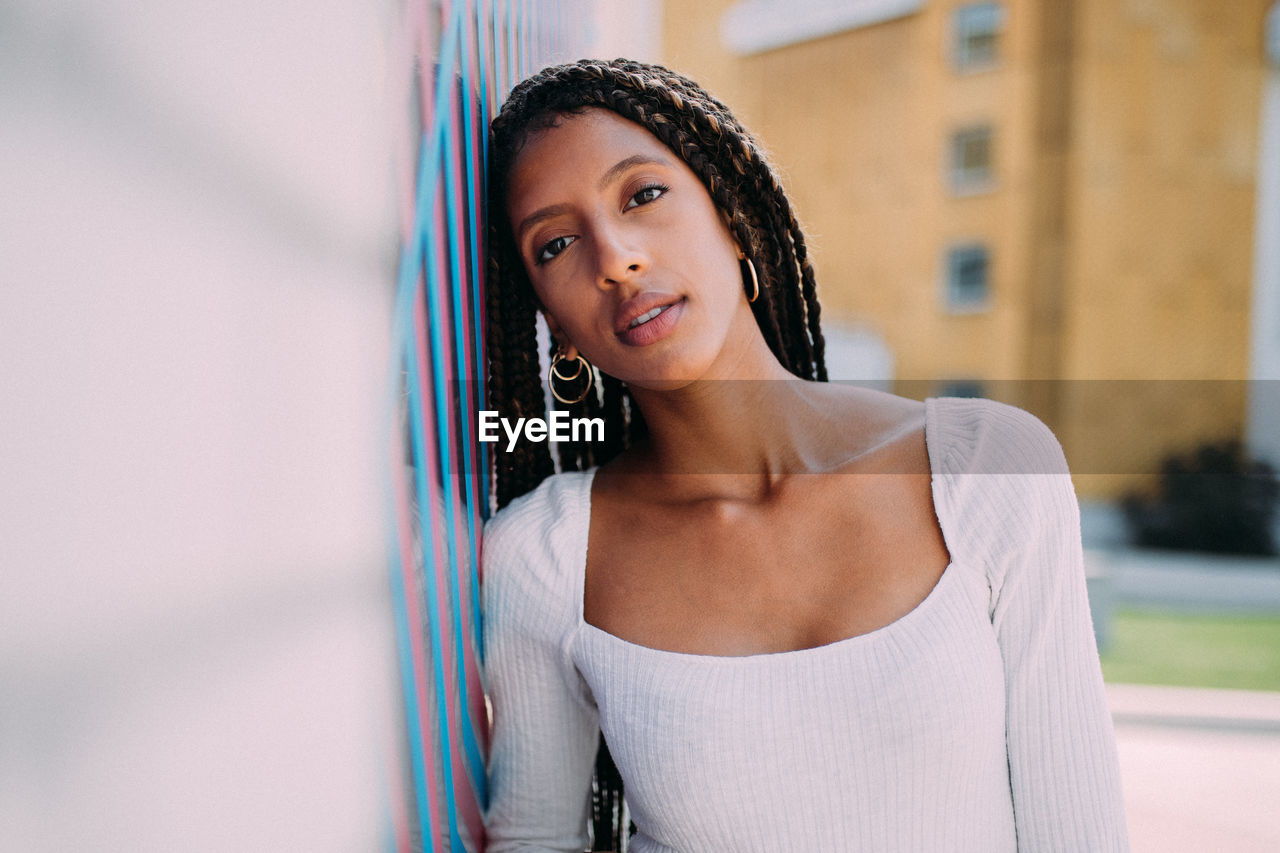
[481,58,1128,852]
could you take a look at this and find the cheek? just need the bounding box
[685,206,740,277]
[537,288,599,347]
[688,235,742,303]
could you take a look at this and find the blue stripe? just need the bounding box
[436,17,489,808]
[416,8,474,850]
[459,12,489,663]
[400,6,467,851]
[476,0,493,525]
[388,80,441,853]
[403,322,462,853]
[504,0,514,90]
[386,502,436,846]
[388,0,578,847]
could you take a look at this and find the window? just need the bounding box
[949,125,994,192]
[722,0,927,55]
[952,3,1005,70]
[945,245,991,312]
[936,379,985,399]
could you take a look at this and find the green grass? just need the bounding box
[1099,609,1280,692]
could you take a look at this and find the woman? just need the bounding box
[482,59,1127,852]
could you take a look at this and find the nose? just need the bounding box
[593,222,648,288]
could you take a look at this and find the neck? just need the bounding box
[625,362,846,500]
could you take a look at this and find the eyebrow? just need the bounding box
[597,154,666,190]
[515,154,669,242]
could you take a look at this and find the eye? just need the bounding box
[536,235,576,264]
[624,183,669,210]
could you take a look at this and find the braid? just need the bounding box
[484,207,554,509]
[484,58,829,847]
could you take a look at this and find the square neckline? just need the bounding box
[572,396,960,662]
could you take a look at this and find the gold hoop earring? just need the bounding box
[741,256,760,304]
[552,352,583,382]
[549,351,594,404]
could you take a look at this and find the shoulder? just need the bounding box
[925,396,1069,478]
[926,398,1079,565]
[481,471,599,718]
[482,470,592,622]
[485,469,593,549]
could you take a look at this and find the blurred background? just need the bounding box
[2,0,1278,851]
[645,4,1280,848]
[2,0,408,849]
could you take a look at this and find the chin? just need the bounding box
[604,337,724,391]
[625,376,699,393]
[619,362,718,392]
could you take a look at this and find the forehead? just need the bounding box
[506,108,674,212]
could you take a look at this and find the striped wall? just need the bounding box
[387,2,589,850]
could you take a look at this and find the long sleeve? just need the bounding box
[482,480,600,853]
[937,400,1129,851]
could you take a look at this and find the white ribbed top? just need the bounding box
[482,397,1129,852]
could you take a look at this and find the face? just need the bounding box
[505,108,755,389]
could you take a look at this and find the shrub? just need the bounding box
[1121,440,1280,556]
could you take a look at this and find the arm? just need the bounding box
[982,408,1129,851]
[482,509,600,853]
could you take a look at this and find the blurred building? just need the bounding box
[659,0,1280,495]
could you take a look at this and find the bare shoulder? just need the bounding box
[815,384,931,476]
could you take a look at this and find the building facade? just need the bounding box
[660,0,1277,495]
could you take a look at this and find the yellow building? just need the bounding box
[658,0,1279,495]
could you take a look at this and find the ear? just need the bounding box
[542,311,579,362]
[716,208,746,259]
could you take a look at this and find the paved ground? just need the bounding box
[1068,511,1280,848]
[1094,548,1280,613]
[1078,501,1280,613]
[1109,684,1280,851]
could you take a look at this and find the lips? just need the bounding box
[614,292,683,334]
[614,292,685,347]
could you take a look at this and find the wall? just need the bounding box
[0,2,588,851]
[386,1,592,850]
[1,1,401,848]
[1063,0,1272,494]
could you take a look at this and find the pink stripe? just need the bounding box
[381,635,414,853]
[453,0,491,763]
[413,261,484,849]
[414,246,456,689]
[470,2,491,366]
[391,413,445,844]
[418,192,486,851]
[491,0,503,106]
[447,81,470,392]
[428,165,490,850]
[430,98,489,841]
[461,4,490,847]
[464,47,487,392]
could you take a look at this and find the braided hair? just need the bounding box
[485,58,828,849]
